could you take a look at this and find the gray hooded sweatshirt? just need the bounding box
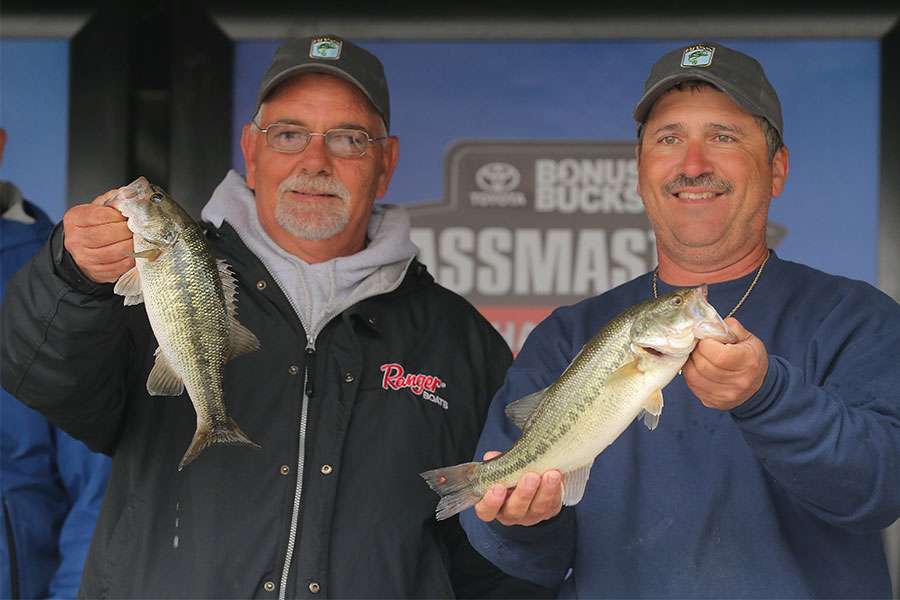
[201,170,419,344]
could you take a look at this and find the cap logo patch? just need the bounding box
[310,37,342,60]
[681,45,715,68]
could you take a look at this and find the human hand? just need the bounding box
[683,317,768,411]
[473,451,563,526]
[62,189,135,283]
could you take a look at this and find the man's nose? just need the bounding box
[293,133,332,175]
[679,140,714,178]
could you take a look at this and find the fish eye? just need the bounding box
[673,297,683,306]
[150,193,164,204]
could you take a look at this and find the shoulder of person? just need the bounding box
[773,257,898,317]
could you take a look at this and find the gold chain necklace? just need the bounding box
[652,250,771,319]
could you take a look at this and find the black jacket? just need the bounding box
[1,223,546,599]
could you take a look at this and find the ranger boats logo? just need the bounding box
[380,363,448,410]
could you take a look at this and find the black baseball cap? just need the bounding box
[255,34,391,131]
[633,42,783,140]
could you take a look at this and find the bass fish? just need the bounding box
[107,177,261,469]
[421,286,736,519]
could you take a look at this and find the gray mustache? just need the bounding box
[278,174,349,200]
[663,174,733,195]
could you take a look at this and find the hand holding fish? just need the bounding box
[62,189,135,283]
[682,317,769,411]
[422,287,736,521]
[473,451,564,526]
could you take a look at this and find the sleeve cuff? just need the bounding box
[730,356,783,420]
[50,223,117,296]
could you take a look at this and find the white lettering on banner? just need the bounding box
[514,229,571,295]
[438,227,474,292]
[470,192,527,207]
[477,228,513,295]
[410,227,655,296]
[535,158,643,214]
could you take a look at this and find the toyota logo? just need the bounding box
[475,162,520,193]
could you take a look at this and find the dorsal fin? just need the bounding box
[217,259,261,360]
[504,387,549,431]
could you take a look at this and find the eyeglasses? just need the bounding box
[252,121,387,158]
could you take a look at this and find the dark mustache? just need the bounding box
[663,174,733,195]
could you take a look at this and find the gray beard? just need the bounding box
[275,194,350,241]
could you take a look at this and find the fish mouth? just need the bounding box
[639,345,666,358]
[694,320,738,343]
[104,176,152,210]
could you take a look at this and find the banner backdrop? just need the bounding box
[232,39,879,353]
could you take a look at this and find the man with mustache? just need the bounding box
[0,35,547,598]
[461,42,900,597]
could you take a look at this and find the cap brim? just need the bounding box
[256,63,384,125]
[632,71,767,130]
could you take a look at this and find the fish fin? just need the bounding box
[113,266,144,305]
[504,387,549,431]
[227,319,261,361]
[420,461,482,520]
[217,258,262,360]
[146,348,185,396]
[178,417,260,470]
[562,462,593,506]
[131,248,162,261]
[606,359,643,388]
[639,389,664,431]
[217,258,241,322]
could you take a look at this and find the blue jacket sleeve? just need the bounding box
[46,430,110,599]
[731,287,900,531]
[460,309,577,590]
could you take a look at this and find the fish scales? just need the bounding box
[475,309,636,489]
[421,287,736,520]
[137,224,228,422]
[108,177,261,469]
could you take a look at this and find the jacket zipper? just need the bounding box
[230,238,413,597]
[279,338,314,600]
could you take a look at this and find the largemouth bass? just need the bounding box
[421,286,736,520]
[106,177,261,470]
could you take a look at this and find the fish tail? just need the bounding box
[420,461,482,520]
[178,418,261,470]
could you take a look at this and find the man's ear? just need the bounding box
[634,141,642,197]
[770,145,789,198]
[240,123,258,189]
[374,136,400,199]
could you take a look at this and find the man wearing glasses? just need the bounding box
[0,35,545,598]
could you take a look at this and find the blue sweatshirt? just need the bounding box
[0,191,112,599]
[461,252,900,598]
